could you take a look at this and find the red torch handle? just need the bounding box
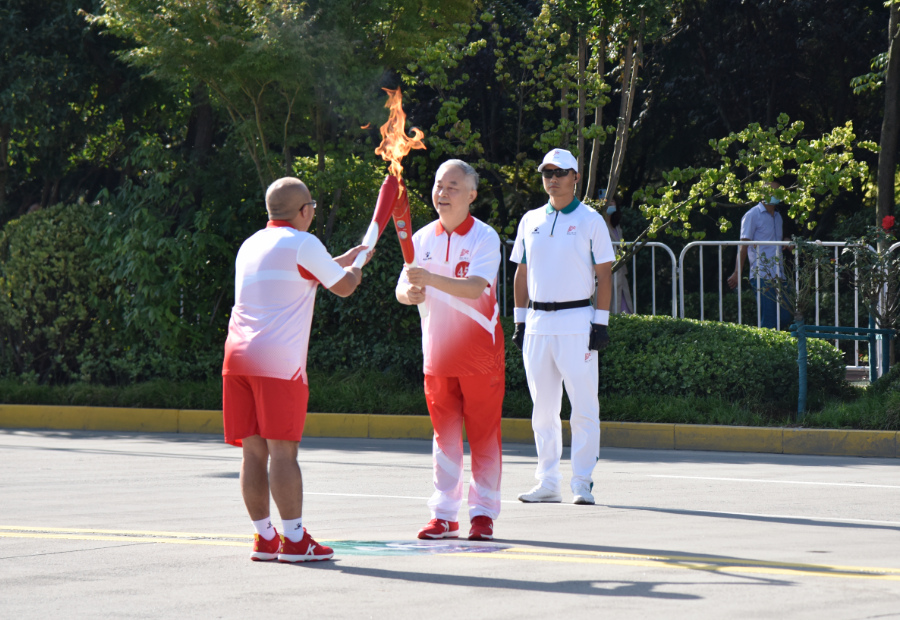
[392,181,416,265]
[391,179,427,318]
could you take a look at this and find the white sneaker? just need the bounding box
[572,484,595,505]
[517,484,562,503]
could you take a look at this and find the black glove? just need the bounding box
[588,324,609,351]
[512,323,525,351]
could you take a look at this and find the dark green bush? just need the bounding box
[0,204,117,383]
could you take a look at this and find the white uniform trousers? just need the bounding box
[522,333,600,493]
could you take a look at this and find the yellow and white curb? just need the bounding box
[0,404,896,458]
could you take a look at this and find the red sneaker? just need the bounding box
[468,516,494,541]
[250,530,282,561]
[277,529,334,563]
[417,518,459,540]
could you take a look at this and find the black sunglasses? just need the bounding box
[541,169,573,179]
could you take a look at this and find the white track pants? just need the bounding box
[522,333,600,493]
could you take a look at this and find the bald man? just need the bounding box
[223,177,371,563]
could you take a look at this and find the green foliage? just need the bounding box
[634,115,878,243]
[86,140,237,351]
[840,225,900,329]
[596,314,846,403]
[0,203,115,383]
[307,216,431,378]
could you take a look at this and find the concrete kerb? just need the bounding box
[0,404,896,458]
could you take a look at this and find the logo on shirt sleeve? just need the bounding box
[455,261,470,277]
[567,225,577,235]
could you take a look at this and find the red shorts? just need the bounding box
[222,375,309,447]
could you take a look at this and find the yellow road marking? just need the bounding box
[445,550,900,581]
[498,547,900,574]
[2,526,898,582]
[0,532,246,547]
[0,525,252,539]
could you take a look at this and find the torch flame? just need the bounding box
[375,88,426,179]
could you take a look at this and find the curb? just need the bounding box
[0,404,896,458]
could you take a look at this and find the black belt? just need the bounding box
[528,299,592,312]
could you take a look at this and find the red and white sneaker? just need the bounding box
[277,529,334,563]
[250,530,282,561]
[468,516,494,541]
[417,518,459,540]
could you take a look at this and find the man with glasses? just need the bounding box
[223,176,371,563]
[509,148,614,505]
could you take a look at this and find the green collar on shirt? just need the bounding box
[545,197,580,215]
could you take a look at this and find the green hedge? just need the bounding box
[596,314,845,403]
[0,206,846,410]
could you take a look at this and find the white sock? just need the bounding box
[282,517,304,542]
[252,517,276,541]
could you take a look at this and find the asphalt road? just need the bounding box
[0,429,898,619]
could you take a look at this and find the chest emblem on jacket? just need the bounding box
[460,248,470,259]
[567,225,577,235]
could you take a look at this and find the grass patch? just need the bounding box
[1,369,896,431]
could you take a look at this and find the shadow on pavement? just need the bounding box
[603,504,900,532]
[305,563,707,599]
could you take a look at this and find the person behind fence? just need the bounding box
[726,182,792,329]
[599,190,633,315]
[510,148,614,505]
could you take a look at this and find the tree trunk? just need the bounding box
[324,187,341,242]
[0,123,9,214]
[603,34,635,205]
[191,88,214,169]
[576,34,587,199]
[315,101,326,238]
[605,13,644,206]
[585,24,606,202]
[878,2,900,239]
[560,81,570,148]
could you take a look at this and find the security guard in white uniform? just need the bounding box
[510,148,614,505]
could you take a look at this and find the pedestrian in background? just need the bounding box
[726,182,791,329]
[599,190,633,315]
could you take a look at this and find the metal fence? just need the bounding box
[499,238,893,374]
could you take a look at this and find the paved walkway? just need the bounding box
[1,430,898,619]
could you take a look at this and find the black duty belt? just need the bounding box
[528,299,592,312]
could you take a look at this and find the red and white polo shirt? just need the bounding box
[223,221,347,382]
[398,214,504,377]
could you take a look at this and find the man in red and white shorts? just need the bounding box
[223,177,370,563]
[396,159,505,541]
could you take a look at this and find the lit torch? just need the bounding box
[353,87,428,317]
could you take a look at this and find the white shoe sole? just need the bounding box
[250,551,279,561]
[573,496,595,505]
[468,533,493,540]
[278,552,333,562]
[418,531,459,539]
[517,495,562,503]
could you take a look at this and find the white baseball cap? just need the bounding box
[538,148,578,172]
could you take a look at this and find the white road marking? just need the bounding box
[305,492,572,506]
[306,492,900,524]
[647,475,900,489]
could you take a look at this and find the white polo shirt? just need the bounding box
[397,214,504,377]
[223,221,347,382]
[740,202,784,278]
[510,198,614,335]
